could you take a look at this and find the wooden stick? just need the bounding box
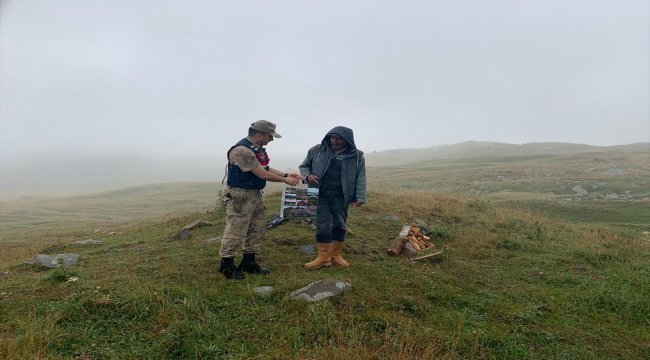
[408,238,421,251]
[411,251,443,261]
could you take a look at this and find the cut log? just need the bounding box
[387,237,407,256]
[387,226,411,256]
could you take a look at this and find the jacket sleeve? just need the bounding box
[355,154,367,203]
[299,147,315,178]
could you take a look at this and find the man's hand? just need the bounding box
[284,173,302,186]
[306,174,320,186]
[351,201,364,208]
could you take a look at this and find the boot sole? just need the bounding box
[304,262,332,270]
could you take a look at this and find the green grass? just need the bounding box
[2,148,649,359]
[1,190,649,359]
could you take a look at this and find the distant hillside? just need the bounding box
[366,141,649,167]
[0,182,220,235]
[0,152,301,200]
[3,142,646,199]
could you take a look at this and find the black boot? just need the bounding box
[238,253,270,274]
[218,257,245,280]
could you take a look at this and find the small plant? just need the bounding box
[215,188,227,218]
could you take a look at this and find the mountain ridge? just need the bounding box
[365,141,649,166]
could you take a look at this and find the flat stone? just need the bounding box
[106,232,123,236]
[253,286,274,298]
[72,239,104,245]
[299,244,316,255]
[173,229,192,240]
[572,186,588,196]
[382,215,400,221]
[26,254,79,269]
[183,220,214,231]
[604,168,623,176]
[289,279,352,302]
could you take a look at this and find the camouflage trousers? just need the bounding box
[219,186,266,258]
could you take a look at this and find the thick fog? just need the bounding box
[1,0,648,198]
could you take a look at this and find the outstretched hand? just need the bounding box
[285,173,302,186]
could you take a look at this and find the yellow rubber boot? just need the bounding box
[331,241,349,268]
[304,243,332,269]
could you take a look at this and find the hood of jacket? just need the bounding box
[321,126,357,154]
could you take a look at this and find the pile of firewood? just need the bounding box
[387,224,442,260]
[406,224,433,251]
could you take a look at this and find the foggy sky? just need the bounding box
[1,0,649,192]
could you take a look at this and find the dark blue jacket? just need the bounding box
[226,138,269,189]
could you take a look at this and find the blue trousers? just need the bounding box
[315,194,348,243]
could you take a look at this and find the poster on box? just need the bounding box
[280,185,318,219]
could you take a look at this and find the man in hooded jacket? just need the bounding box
[299,126,366,269]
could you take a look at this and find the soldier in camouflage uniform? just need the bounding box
[219,120,301,280]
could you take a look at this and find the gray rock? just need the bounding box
[253,286,274,298]
[572,186,588,196]
[300,244,316,255]
[58,254,79,266]
[72,239,104,245]
[106,232,123,236]
[173,229,192,240]
[605,193,619,200]
[289,279,352,302]
[604,168,623,176]
[183,220,214,231]
[26,253,79,269]
[412,218,428,227]
[401,242,418,257]
[205,236,222,244]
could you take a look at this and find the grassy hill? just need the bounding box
[1,190,648,359]
[365,141,649,167]
[1,144,649,358]
[0,182,220,235]
[368,145,650,233]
